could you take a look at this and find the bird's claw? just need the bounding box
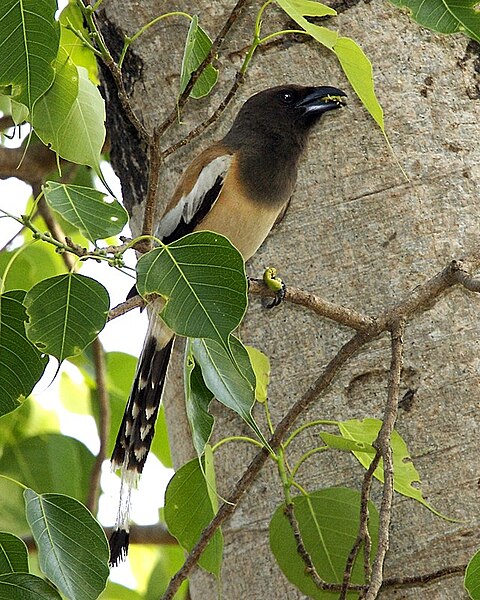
[262,267,286,309]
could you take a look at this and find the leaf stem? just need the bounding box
[211,436,265,453]
[0,474,28,490]
[291,446,329,479]
[284,419,339,448]
[118,12,193,69]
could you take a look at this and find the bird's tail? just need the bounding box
[109,305,174,566]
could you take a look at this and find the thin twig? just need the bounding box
[284,502,366,593]
[160,71,245,160]
[364,320,405,599]
[382,564,466,589]
[340,454,381,599]
[86,338,110,513]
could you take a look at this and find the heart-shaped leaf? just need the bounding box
[24,489,109,600]
[43,182,128,242]
[164,457,223,576]
[389,0,480,43]
[338,418,453,519]
[24,273,110,362]
[136,232,247,344]
[270,487,379,598]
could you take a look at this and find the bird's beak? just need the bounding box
[297,86,347,114]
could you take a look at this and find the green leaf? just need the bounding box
[0,533,28,574]
[0,244,65,292]
[389,0,480,43]
[275,0,384,130]
[288,0,337,16]
[43,182,128,242]
[180,15,218,99]
[0,434,95,503]
[24,273,110,361]
[33,64,106,174]
[0,290,48,417]
[100,581,143,600]
[0,0,60,118]
[24,489,109,600]
[0,96,29,123]
[465,549,480,599]
[338,418,453,519]
[32,47,79,153]
[0,573,61,599]
[269,488,379,598]
[59,3,98,83]
[276,0,338,48]
[164,457,223,576]
[136,232,247,345]
[333,37,384,131]
[184,343,215,456]
[245,346,270,403]
[319,432,375,453]
[204,445,218,513]
[144,546,189,600]
[191,336,260,434]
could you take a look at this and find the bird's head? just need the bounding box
[225,84,347,148]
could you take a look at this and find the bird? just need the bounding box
[109,84,347,565]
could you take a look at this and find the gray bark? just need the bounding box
[98,1,480,597]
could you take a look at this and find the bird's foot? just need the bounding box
[262,267,286,309]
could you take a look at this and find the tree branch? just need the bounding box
[23,522,176,552]
[160,71,245,160]
[382,564,466,589]
[365,320,405,599]
[249,278,373,331]
[0,144,57,187]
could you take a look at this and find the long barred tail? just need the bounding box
[109,307,174,566]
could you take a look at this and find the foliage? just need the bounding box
[0,0,478,598]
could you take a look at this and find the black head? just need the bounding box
[224,84,347,149]
[222,85,347,205]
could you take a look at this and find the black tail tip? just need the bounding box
[109,528,130,567]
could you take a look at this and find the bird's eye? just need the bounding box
[279,90,295,105]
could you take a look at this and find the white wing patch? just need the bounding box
[157,155,232,240]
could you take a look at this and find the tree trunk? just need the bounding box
[97,1,480,597]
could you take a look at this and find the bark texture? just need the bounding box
[98,1,480,597]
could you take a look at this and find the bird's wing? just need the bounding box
[157,146,233,244]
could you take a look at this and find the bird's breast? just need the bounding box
[194,158,286,261]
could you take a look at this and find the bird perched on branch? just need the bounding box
[109,84,347,565]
